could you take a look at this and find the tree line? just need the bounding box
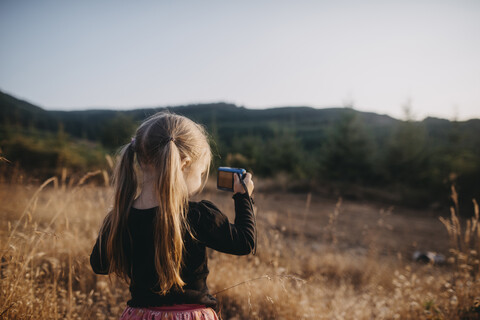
[1,90,479,212]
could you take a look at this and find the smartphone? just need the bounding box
[217,167,246,192]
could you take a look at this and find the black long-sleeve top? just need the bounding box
[90,192,255,311]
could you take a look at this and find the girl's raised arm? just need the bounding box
[189,192,255,255]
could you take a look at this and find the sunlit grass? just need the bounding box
[1,171,479,319]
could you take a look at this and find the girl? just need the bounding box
[90,112,255,320]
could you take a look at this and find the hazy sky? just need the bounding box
[1,0,479,120]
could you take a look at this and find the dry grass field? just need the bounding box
[1,170,480,319]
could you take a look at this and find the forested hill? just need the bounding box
[1,89,479,159]
[1,90,399,146]
[1,90,480,210]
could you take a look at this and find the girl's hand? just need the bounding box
[234,172,254,196]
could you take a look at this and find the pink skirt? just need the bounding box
[119,304,219,320]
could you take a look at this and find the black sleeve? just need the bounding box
[90,228,110,275]
[189,192,255,255]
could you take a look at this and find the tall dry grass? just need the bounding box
[1,170,479,319]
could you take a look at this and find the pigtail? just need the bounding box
[153,138,189,294]
[103,141,137,281]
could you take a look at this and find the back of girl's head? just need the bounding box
[104,112,211,294]
[134,112,211,177]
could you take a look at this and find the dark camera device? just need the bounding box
[217,167,246,192]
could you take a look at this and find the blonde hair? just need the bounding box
[101,112,211,294]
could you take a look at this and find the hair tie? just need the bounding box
[168,136,175,143]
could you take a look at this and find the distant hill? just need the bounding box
[1,90,479,211]
[0,90,399,146]
[2,89,479,153]
[2,89,479,152]
[0,90,54,130]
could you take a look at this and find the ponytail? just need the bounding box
[154,139,189,293]
[102,141,138,282]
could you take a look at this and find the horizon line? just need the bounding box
[2,88,478,122]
